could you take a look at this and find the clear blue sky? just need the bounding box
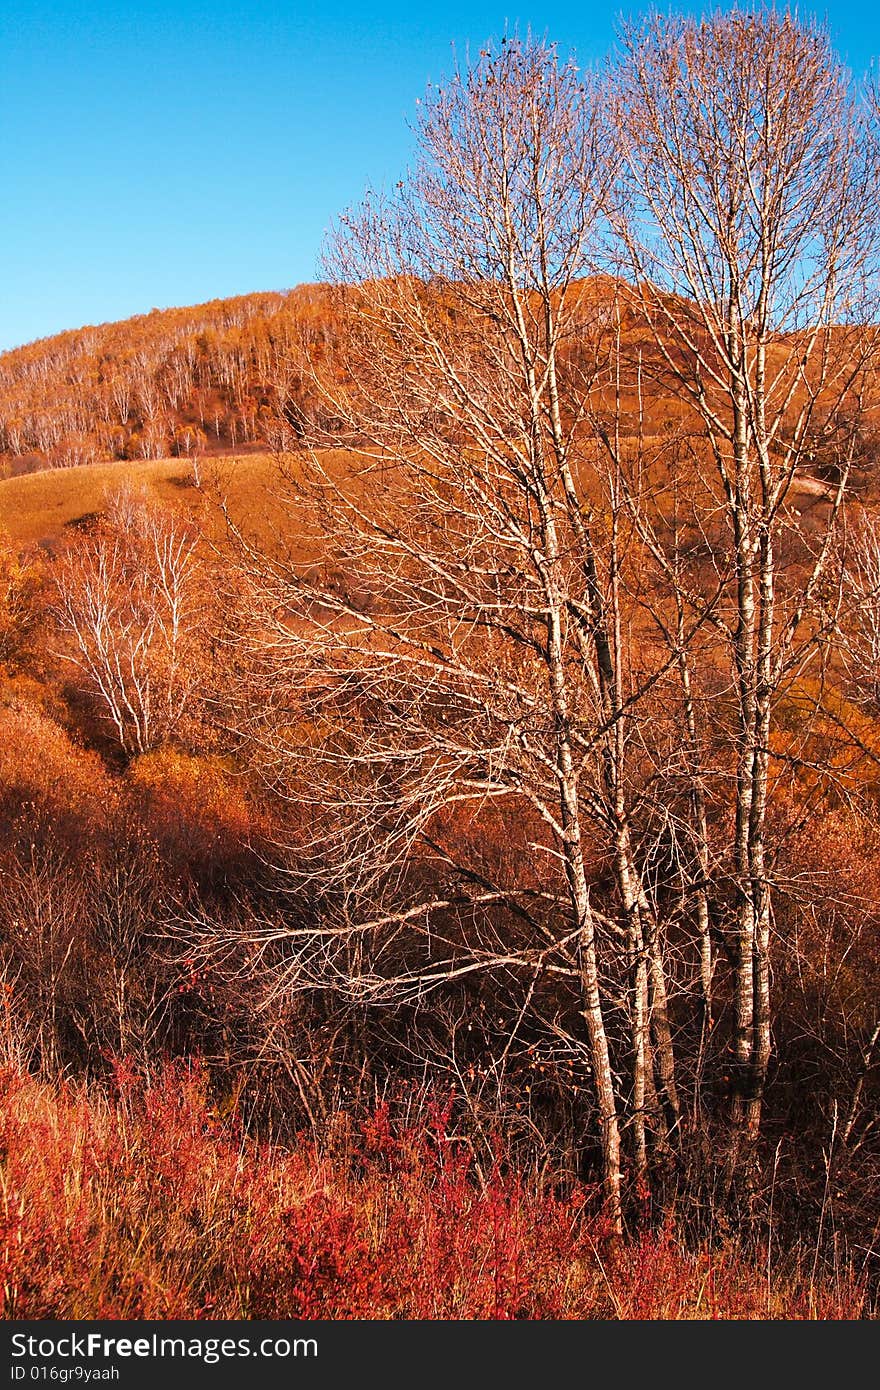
[1,1,877,352]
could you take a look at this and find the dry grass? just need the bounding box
[0,452,349,555]
[0,442,840,571]
[0,1056,868,1320]
[0,459,203,547]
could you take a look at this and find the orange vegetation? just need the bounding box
[0,287,337,475]
[0,1060,866,1320]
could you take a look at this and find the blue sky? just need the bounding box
[1,1,877,352]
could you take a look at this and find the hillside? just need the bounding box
[0,286,338,476]
[4,279,878,512]
[5,5,880,1325]
[0,453,300,552]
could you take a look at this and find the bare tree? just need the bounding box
[608,6,880,1184]
[0,843,86,1075]
[840,510,880,710]
[194,13,880,1225]
[220,36,700,1229]
[53,488,204,756]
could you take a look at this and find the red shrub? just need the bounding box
[0,1060,869,1320]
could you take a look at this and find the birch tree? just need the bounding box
[608,6,880,1184]
[53,490,204,756]
[202,11,880,1222]
[840,511,880,710]
[224,37,691,1229]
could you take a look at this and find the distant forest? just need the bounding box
[0,286,337,473]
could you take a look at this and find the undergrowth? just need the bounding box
[0,1060,869,1320]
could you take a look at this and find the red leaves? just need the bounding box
[0,1060,868,1319]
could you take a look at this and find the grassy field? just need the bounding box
[1,444,839,559]
[0,453,320,552]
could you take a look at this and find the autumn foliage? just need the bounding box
[0,286,338,475]
[2,6,880,1321]
[0,1060,867,1320]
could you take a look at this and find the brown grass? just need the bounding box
[0,453,342,554]
[0,1056,869,1320]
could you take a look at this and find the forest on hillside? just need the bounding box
[0,286,337,474]
[2,8,880,1318]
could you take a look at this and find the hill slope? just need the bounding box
[0,286,337,476]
